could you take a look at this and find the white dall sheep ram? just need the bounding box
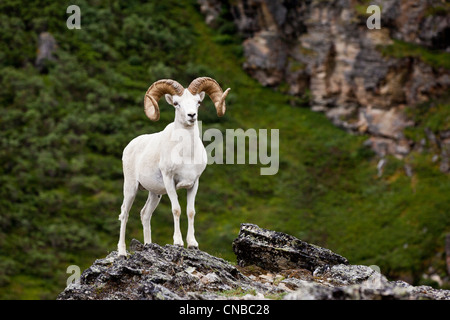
[117,77,230,256]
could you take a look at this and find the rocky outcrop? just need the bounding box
[233,223,348,272]
[58,224,450,300]
[35,32,57,72]
[57,238,269,300]
[198,0,450,167]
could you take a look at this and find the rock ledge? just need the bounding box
[58,224,450,300]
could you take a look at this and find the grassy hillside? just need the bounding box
[0,0,449,299]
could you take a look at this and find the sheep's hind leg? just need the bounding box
[117,181,138,256]
[140,192,161,244]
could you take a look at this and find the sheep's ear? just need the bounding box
[165,94,173,105]
[199,91,206,102]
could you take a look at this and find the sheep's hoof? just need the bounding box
[187,245,199,250]
[118,244,127,257]
[117,254,129,260]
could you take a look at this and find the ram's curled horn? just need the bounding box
[188,77,230,117]
[144,79,184,121]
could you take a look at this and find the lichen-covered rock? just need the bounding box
[286,266,450,300]
[232,223,348,272]
[57,239,278,300]
[58,225,450,300]
[313,264,381,286]
[35,32,57,72]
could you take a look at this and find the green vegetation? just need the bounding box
[379,39,450,70]
[217,287,256,298]
[404,94,450,144]
[354,0,382,18]
[425,3,450,17]
[0,0,449,299]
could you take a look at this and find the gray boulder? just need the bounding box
[232,223,348,272]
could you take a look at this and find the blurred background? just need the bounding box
[0,0,448,299]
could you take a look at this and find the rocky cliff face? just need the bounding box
[58,224,450,300]
[198,0,450,169]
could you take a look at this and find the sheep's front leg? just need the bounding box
[162,173,183,246]
[186,179,199,249]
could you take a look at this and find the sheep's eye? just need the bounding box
[173,102,179,107]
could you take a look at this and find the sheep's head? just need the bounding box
[165,89,205,127]
[144,77,230,123]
